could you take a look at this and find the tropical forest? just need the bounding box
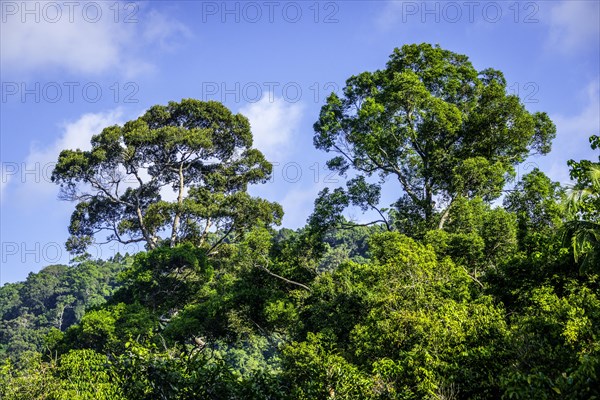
[1,44,599,399]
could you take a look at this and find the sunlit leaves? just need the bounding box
[314,43,556,231]
[52,99,281,254]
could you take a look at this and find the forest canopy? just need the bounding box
[1,44,599,400]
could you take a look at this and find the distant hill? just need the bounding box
[0,255,132,361]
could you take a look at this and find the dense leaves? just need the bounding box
[562,135,600,272]
[0,256,129,361]
[2,47,599,399]
[52,99,282,254]
[313,43,556,234]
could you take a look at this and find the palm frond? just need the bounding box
[589,164,600,184]
[560,220,600,273]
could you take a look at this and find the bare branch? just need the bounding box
[255,256,311,292]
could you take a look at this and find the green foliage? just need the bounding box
[115,243,212,312]
[3,61,599,399]
[55,349,125,399]
[562,137,600,272]
[313,43,556,231]
[0,352,60,399]
[425,197,518,278]
[0,349,124,400]
[281,331,372,399]
[0,257,130,361]
[282,233,509,399]
[52,99,282,255]
[501,282,600,399]
[505,169,566,253]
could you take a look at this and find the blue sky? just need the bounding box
[1,0,599,284]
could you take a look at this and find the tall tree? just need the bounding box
[52,99,282,254]
[313,43,555,233]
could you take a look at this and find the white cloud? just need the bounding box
[0,1,189,77]
[28,109,124,165]
[142,9,192,51]
[2,2,131,75]
[6,110,125,202]
[546,1,600,52]
[239,95,304,161]
[543,79,600,183]
[0,171,9,202]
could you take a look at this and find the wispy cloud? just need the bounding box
[4,110,125,204]
[239,94,305,161]
[142,9,192,51]
[278,184,322,228]
[0,1,190,77]
[544,79,600,183]
[545,0,600,53]
[0,170,10,202]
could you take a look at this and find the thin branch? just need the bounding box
[256,256,311,291]
[461,266,484,289]
[207,225,235,255]
[199,218,212,246]
[339,219,387,229]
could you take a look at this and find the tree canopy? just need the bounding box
[313,43,556,233]
[52,99,283,255]
[3,45,599,400]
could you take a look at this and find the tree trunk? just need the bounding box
[171,162,185,246]
[437,197,455,230]
[136,205,155,249]
[438,206,451,230]
[55,306,65,330]
[425,180,433,227]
